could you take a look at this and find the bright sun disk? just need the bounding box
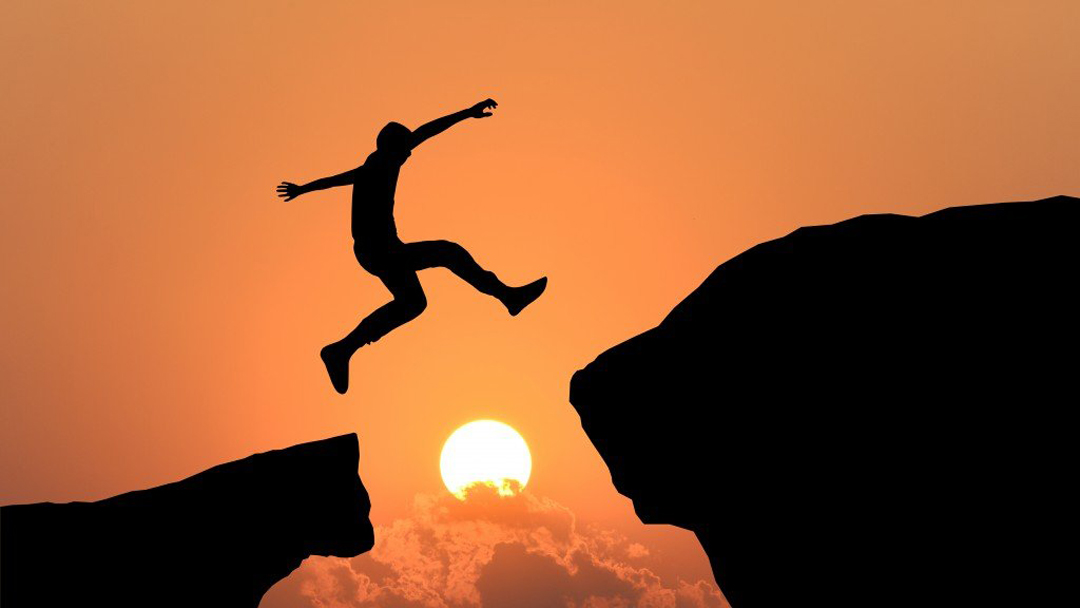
[440,420,531,499]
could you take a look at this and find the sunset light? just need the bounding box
[440,420,532,499]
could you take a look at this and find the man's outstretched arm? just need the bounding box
[277,167,361,202]
[410,99,498,149]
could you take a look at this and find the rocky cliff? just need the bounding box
[1,433,374,608]
[570,196,1078,607]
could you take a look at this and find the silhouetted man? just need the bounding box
[278,99,547,394]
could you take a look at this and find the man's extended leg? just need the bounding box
[321,269,427,394]
[402,240,510,298]
[401,240,546,316]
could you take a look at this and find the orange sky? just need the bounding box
[2,1,1079,602]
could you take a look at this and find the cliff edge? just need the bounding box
[2,433,374,608]
[570,196,1078,607]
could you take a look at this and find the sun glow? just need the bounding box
[440,420,532,499]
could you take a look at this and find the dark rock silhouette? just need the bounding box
[1,434,373,608]
[570,196,1078,607]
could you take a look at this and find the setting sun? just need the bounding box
[440,420,532,499]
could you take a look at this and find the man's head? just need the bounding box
[377,122,413,155]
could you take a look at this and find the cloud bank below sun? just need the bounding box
[261,485,727,608]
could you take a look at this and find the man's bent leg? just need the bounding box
[322,270,427,394]
[342,271,427,351]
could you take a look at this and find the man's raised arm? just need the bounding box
[410,99,498,149]
[277,167,361,202]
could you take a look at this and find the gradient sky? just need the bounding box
[2,1,1078,604]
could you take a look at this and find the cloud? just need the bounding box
[261,484,727,608]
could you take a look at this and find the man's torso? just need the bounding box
[352,149,408,248]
